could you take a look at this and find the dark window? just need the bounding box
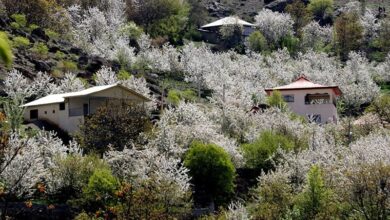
[44,111,47,114]
[283,95,294,102]
[305,93,330,104]
[53,110,55,114]
[30,109,38,120]
[83,104,89,116]
[308,114,321,123]
[59,103,65,111]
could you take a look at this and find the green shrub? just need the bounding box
[83,168,118,199]
[267,90,288,111]
[251,169,294,219]
[248,31,268,52]
[12,36,30,49]
[10,14,27,29]
[51,154,108,200]
[167,89,181,106]
[78,103,151,155]
[308,0,334,21]
[55,50,66,60]
[0,32,13,66]
[167,89,197,106]
[366,94,390,123]
[117,69,131,80]
[45,28,60,40]
[281,34,300,55]
[293,165,340,219]
[30,42,49,58]
[120,22,143,40]
[82,168,118,211]
[57,60,78,72]
[28,24,39,33]
[242,131,295,171]
[184,141,236,206]
[181,89,197,102]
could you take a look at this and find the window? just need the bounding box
[52,110,55,114]
[305,93,330,104]
[30,109,38,120]
[308,114,321,123]
[59,103,65,111]
[44,111,47,114]
[283,95,294,102]
[83,104,89,116]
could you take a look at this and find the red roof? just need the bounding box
[265,76,342,96]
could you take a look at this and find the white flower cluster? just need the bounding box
[0,131,82,197]
[254,9,294,44]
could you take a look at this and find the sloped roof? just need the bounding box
[201,16,254,29]
[22,84,151,107]
[265,76,342,96]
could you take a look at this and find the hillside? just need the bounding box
[200,0,389,22]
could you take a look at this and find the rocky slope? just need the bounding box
[201,0,389,23]
[0,15,162,97]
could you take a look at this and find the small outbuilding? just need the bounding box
[265,76,342,123]
[22,84,151,134]
[199,16,255,44]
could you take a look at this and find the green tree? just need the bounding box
[366,94,390,124]
[187,0,207,28]
[184,141,236,208]
[82,168,119,212]
[220,24,244,50]
[334,12,364,61]
[1,98,24,132]
[378,18,390,55]
[308,0,334,24]
[50,154,108,201]
[343,162,390,219]
[286,0,311,36]
[242,131,294,171]
[247,31,267,52]
[250,172,294,220]
[77,103,151,155]
[294,165,340,219]
[267,90,288,111]
[130,0,190,44]
[3,0,69,33]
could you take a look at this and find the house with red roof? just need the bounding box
[265,76,342,123]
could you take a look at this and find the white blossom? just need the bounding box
[301,21,333,50]
[254,9,294,44]
[55,73,86,93]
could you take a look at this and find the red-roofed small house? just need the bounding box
[265,76,342,123]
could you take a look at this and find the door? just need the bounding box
[83,104,89,116]
[30,109,38,120]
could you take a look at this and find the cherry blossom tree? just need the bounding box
[104,146,191,217]
[55,73,86,93]
[301,21,332,50]
[148,102,243,166]
[254,9,294,45]
[68,0,136,65]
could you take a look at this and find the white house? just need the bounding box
[199,16,255,43]
[22,84,151,134]
[265,76,342,123]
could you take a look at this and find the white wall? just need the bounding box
[24,102,83,134]
[270,88,339,123]
[23,86,148,134]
